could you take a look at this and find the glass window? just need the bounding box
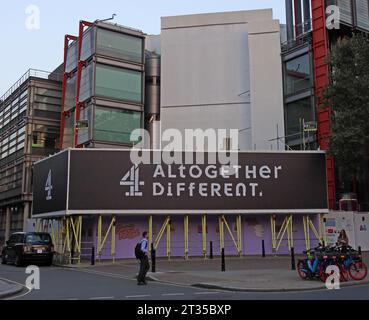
[35,88,62,98]
[96,28,143,63]
[95,64,142,104]
[77,105,92,145]
[32,132,58,149]
[81,28,95,61]
[25,233,51,244]
[284,54,311,95]
[79,63,93,102]
[66,41,78,73]
[286,98,314,137]
[35,95,61,105]
[65,76,77,111]
[94,106,141,144]
[63,111,75,149]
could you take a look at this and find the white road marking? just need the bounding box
[194,292,221,295]
[0,277,31,300]
[126,295,151,298]
[89,296,114,300]
[162,293,185,296]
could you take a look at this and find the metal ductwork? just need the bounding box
[145,51,161,117]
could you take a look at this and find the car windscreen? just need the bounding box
[25,234,52,244]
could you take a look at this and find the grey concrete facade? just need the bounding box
[158,10,285,151]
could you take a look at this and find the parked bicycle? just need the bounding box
[297,244,367,283]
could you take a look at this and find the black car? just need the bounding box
[1,232,54,267]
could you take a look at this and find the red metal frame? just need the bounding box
[74,20,93,148]
[311,0,336,209]
[60,34,78,150]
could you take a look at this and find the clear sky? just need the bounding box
[0,0,286,95]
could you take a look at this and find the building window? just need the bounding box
[32,132,58,149]
[285,97,314,139]
[79,63,93,102]
[96,28,143,63]
[284,53,311,96]
[95,64,142,104]
[94,106,141,145]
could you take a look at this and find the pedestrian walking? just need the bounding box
[135,231,150,285]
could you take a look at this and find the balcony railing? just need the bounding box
[0,69,51,104]
[281,19,313,52]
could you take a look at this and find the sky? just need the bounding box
[0,0,286,95]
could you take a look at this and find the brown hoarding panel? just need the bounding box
[66,150,328,212]
[32,150,69,216]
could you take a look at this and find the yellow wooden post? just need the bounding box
[167,217,171,260]
[111,216,116,263]
[219,215,225,251]
[149,215,153,253]
[184,215,189,260]
[202,214,207,259]
[290,215,294,249]
[237,215,242,257]
[78,216,82,264]
[153,217,170,250]
[270,215,276,254]
[97,215,102,261]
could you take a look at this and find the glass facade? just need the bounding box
[77,105,92,145]
[81,28,95,61]
[66,41,78,73]
[94,106,141,144]
[96,28,143,63]
[285,97,314,138]
[65,76,77,111]
[32,124,59,155]
[95,64,142,104]
[79,63,93,102]
[284,53,311,96]
[63,110,75,149]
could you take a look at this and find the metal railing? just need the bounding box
[281,19,313,52]
[0,69,51,104]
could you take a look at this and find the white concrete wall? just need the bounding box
[159,10,285,151]
[248,19,285,150]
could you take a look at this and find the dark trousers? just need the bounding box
[138,255,150,283]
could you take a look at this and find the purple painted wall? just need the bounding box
[80,215,320,260]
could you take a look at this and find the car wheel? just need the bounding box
[46,258,53,267]
[1,254,7,265]
[14,254,23,267]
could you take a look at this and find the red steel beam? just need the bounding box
[311,0,336,209]
[74,20,93,148]
[60,34,78,150]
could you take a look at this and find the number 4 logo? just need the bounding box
[120,165,144,197]
[45,170,53,201]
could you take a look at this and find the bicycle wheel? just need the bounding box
[339,264,349,282]
[319,269,328,283]
[349,261,368,281]
[297,260,308,280]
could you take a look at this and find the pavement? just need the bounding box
[1,258,369,300]
[59,252,369,293]
[0,278,24,299]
